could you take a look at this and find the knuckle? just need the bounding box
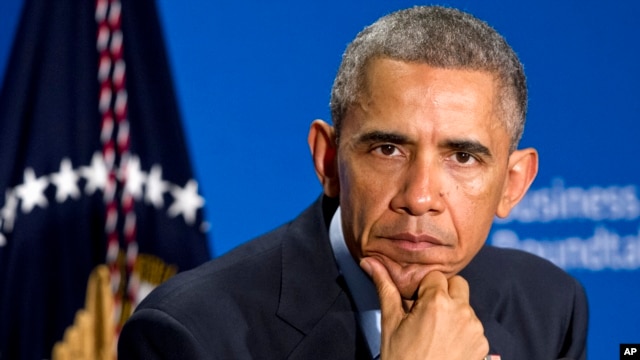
[425,287,450,307]
[449,275,470,292]
[451,274,469,286]
[420,271,447,290]
[479,336,490,355]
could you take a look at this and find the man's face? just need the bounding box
[336,58,513,299]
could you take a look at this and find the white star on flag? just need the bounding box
[168,179,204,225]
[50,158,81,202]
[146,165,168,208]
[80,152,108,195]
[123,155,146,199]
[15,168,49,213]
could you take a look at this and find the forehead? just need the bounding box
[362,58,497,108]
[344,58,510,150]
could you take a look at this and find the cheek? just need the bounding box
[339,154,399,209]
[445,163,505,204]
[444,170,504,240]
[338,157,399,247]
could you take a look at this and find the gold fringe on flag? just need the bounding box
[52,265,115,360]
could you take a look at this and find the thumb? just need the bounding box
[360,257,403,327]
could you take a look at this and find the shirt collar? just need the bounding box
[329,207,381,358]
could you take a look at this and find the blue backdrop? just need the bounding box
[1,1,638,358]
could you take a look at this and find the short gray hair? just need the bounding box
[330,6,527,151]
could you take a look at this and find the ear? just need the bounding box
[496,148,538,218]
[308,119,340,198]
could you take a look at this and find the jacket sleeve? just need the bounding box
[559,279,589,360]
[118,308,209,360]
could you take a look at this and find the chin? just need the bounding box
[386,261,462,299]
[388,266,432,299]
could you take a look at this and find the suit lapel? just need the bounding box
[275,197,370,359]
[277,196,344,333]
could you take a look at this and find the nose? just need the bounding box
[390,158,445,216]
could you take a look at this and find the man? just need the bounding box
[119,6,588,359]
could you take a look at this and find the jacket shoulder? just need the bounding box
[463,246,588,359]
[138,222,288,313]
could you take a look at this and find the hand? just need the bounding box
[360,257,489,360]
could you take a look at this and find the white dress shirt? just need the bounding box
[329,207,381,359]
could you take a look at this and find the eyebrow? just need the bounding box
[355,130,410,145]
[441,139,493,158]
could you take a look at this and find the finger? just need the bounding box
[359,257,403,325]
[447,275,470,301]
[415,270,449,301]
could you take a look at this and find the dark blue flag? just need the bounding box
[0,0,211,358]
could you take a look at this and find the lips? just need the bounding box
[384,232,447,251]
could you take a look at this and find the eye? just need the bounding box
[373,144,401,157]
[453,152,478,165]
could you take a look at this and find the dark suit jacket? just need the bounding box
[118,196,588,359]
